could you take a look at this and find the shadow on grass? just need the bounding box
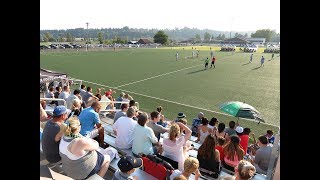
[251,66,262,70]
[242,62,251,66]
[187,68,207,74]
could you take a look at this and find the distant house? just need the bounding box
[246,38,266,46]
[221,37,249,46]
[137,38,152,44]
[128,41,137,44]
[179,38,196,44]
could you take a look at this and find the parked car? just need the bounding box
[40,45,50,49]
[62,44,73,48]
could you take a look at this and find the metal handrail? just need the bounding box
[40,98,67,108]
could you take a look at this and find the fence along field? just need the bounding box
[40,46,280,139]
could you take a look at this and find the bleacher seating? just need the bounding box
[40,93,274,179]
[101,118,268,180]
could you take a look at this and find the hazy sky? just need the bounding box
[40,0,280,33]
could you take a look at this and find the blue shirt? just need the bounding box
[79,107,100,136]
[192,118,202,127]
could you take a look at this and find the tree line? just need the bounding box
[40,26,279,45]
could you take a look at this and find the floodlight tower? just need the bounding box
[86,22,89,51]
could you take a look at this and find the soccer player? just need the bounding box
[260,56,265,67]
[249,54,253,63]
[210,56,216,68]
[176,52,179,61]
[271,53,274,60]
[205,57,209,69]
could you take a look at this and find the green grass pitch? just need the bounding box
[40,46,280,139]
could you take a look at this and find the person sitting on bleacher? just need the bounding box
[82,87,99,108]
[195,117,213,144]
[79,84,86,97]
[132,112,163,156]
[112,107,137,149]
[122,93,133,103]
[197,134,221,178]
[113,155,142,180]
[191,112,204,136]
[235,160,256,180]
[105,91,115,111]
[173,175,187,180]
[208,117,219,132]
[222,136,245,172]
[115,92,125,109]
[79,101,108,148]
[175,112,186,122]
[147,111,170,141]
[68,99,82,118]
[42,105,70,164]
[238,127,251,155]
[219,160,256,180]
[248,135,272,175]
[114,103,129,123]
[66,89,82,110]
[224,121,237,137]
[213,122,229,141]
[169,157,201,180]
[265,130,275,144]
[131,106,140,121]
[54,86,62,106]
[58,85,70,106]
[59,116,111,179]
[156,106,169,127]
[216,136,226,163]
[163,122,192,171]
[45,86,56,106]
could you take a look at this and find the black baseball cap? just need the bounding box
[117,155,143,172]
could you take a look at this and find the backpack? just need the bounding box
[141,154,174,180]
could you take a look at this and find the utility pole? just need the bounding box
[86,22,89,51]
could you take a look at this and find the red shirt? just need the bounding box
[212,57,216,62]
[239,134,249,154]
[215,145,224,161]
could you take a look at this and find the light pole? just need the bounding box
[86,22,89,51]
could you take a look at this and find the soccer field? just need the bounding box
[40,46,280,137]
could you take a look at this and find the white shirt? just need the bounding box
[112,116,137,149]
[163,136,187,171]
[58,91,70,105]
[169,170,185,180]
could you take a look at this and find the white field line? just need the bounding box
[116,55,235,88]
[79,79,278,127]
[115,64,202,88]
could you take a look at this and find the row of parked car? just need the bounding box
[40,43,83,49]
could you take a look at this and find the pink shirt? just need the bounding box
[224,153,240,167]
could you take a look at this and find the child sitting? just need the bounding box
[113,155,142,180]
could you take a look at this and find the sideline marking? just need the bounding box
[80,79,278,127]
[116,55,235,88]
[116,64,202,88]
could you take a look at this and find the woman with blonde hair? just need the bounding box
[217,160,256,180]
[163,122,192,171]
[223,136,245,172]
[170,157,201,180]
[59,116,110,179]
[234,160,256,180]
